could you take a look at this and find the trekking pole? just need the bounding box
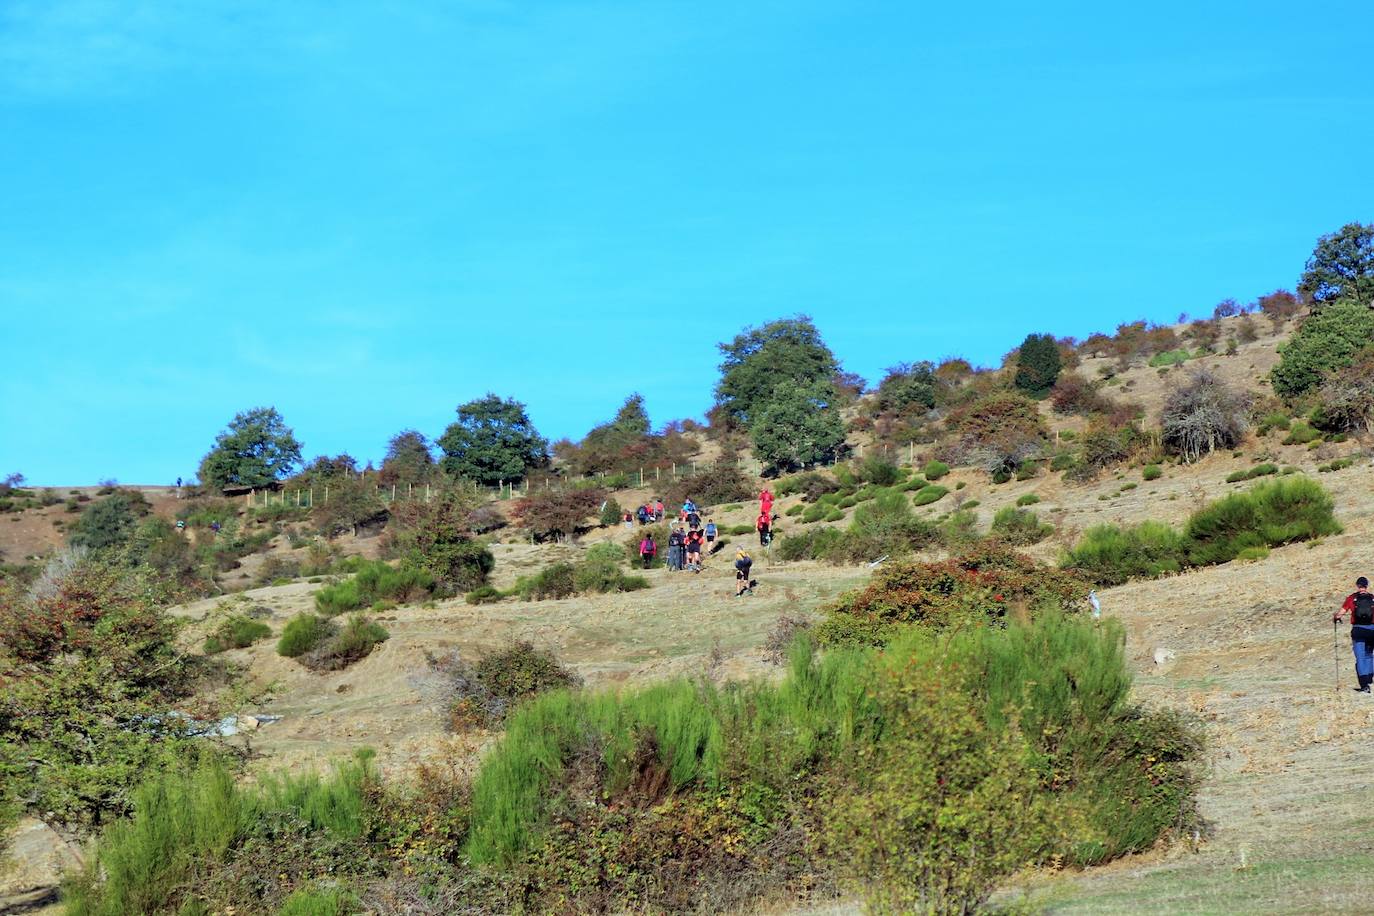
[1334,618,1342,693]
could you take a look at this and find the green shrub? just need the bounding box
[858,455,902,486]
[1258,412,1291,435]
[1184,475,1340,566]
[922,460,950,480]
[303,614,388,670]
[1237,545,1270,562]
[465,585,502,605]
[583,541,624,566]
[1142,464,1163,481]
[1283,422,1321,445]
[1062,522,1186,586]
[990,507,1054,545]
[912,485,949,506]
[785,504,804,516]
[515,562,577,600]
[1148,348,1195,367]
[1225,463,1279,483]
[776,527,846,561]
[598,497,623,527]
[314,560,435,616]
[62,752,376,916]
[1016,493,1041,506]
[1320,457,1355,473]
[203,616,272,655]
[463,611,1200,910]
[277,614,335,658]
[824,508,845,522]
[801,504,827,524]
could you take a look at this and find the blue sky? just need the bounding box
[2,1,1371,485]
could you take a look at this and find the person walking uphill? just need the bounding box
[639,533,658,569]
[1335,577,1374,692]
[734,548,754,596]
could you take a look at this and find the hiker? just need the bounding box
[685,527,705,571]
[655,499,665,522]
[639,533,658,569]
[623,511,634,530]
[636,505,649,526]
[667,526,685,571]
[1335,576,1374,692]
[686,509,701,530]
[683,498,697,518]
[704,518,718,550]
[734,548,754,596]
[759,487,774,518]
[756,511,772,546]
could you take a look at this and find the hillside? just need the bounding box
[6,308,1374,913]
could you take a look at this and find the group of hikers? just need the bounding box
[631,490,777,596]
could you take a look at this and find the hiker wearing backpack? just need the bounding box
[734,548,754,596]
[667,526,685,571]
[639,533,658,569]
[1334,577,1374,692]
[759,487,774,518]
[685,528,705,571]
[704,518,718,549]
[756,511,772,546]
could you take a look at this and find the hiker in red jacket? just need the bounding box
[1335,576,1374,692]
[639,533,658,569]
[759,487,774,518]
[756,511,772,547]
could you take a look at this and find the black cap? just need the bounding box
[1359,576,1369,588]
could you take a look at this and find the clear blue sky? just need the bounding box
[3,1,1371,485]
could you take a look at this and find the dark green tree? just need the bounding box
[750,383,847,473]
[1299,223,1374,309]
[437,394,549,486]
[1013,333,1063,398]
[1271,298,1374,397]
[197,407,303,491]
[379,430,435,486]
[715,316,841,426]
[583,394,651,453]
[69,490,151,550]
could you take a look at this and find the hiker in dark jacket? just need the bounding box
[667,526,685,571]
[734,548,754,596]
[1335,576,1374,692]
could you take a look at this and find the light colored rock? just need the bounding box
[1,818,83,912]
[1153,647,1177,666]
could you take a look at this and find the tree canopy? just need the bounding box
[1299,223,1374,309]
[197,407,303,491]
[1013,333,1063,399]
[750,383,847,473]
[438,394,549,486]
[379,430,436,486]
[715,316,842,426]
[1271,298,1374,398]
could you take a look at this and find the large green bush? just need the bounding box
[203,616,272,655]
[1062,521,1187,586]
[465,612,1200,911]
[1064,476,1340,584]
[1271,299,1374,398]
[62,752,376,916]
[314,560,436,615]
[277,614,335,658]
[990,506,1053,545]
[1184,475,1340,566]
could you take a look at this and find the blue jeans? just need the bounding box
[1352,625,1374,688]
